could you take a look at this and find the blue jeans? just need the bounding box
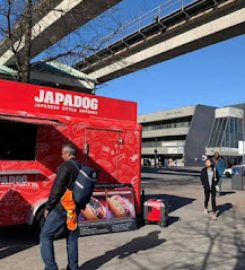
[40,208,79,270]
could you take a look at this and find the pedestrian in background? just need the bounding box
[200,159,219,220]
[212,151,225,196]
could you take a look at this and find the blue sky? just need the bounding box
[0,0,244,115]
[94,1,245,115]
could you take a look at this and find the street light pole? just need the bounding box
[154,138,158,168]
[243,107,245,164]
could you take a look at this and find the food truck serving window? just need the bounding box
[0,120,37,160]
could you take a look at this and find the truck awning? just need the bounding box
[0,114,63,125]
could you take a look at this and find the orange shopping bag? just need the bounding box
[60,190,77,231]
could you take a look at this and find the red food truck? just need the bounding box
[0,79,142,235]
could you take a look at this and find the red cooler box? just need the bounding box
[143,199,168,227]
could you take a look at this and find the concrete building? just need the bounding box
[139,104,245,167]
[138,105,215,167]
[206,105,245,166]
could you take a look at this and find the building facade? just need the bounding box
[139,104,245,167]
[138,105,215,167]
[206,105,245,166]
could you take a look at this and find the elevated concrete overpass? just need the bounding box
[75,0,245,84]
[0,0,121,66]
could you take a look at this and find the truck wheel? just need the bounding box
[33,208,66,240]
[225,172,231,177]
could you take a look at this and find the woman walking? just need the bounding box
[200,159,219,220]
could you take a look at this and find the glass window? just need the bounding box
[221,120,228,147]
[208,118,228,147]
[0,120,37,160]
[218,118,227,146]
[142,119,192,131]
[220,118,243,148]
[209,118,219,147]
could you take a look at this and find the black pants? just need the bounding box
[204,189,217,211]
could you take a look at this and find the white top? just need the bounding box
[207,168,213,189]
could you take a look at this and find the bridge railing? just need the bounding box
[80,0,197,62]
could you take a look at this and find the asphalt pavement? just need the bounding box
[0,170,244,270]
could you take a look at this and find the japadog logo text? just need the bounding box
[0,175,27,184]
[34,89,99,115]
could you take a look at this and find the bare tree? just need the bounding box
[0,0,124,83]
[0,0,49,81]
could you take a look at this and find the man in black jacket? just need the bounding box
[200,159,219,220]
[40,143,80,270]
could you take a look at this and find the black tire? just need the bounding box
[225,172,231,177]
[33,208,66,240]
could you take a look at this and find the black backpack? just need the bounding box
[70,160,97,208]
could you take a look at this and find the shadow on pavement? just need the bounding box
[144,193,196,213]
[168,216,181,226]
[142,194,195,228]
[79,231,166,270]
[142,167,201,174]
[162,208,245,270]
[0,225,38,260]
[220,191,236,196]
[141,177,200,186]
[217,203,233,218]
